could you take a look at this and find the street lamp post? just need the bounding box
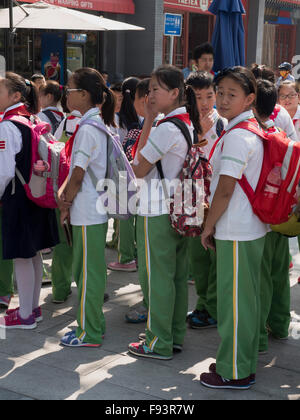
[9,0,15,71]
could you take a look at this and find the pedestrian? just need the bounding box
[182,52,195,80]
[59,67,115,348]
[277,80,300,141]
[31,73,46,90]
[107,77,141,274]
[276,62,295,88]
[128,64,194,360]
[38,80,64,134]
[193,42,215,76]
[253,79,291,353]
[0,72,59,329]
[185,71,227,330]
[200,67,267,389]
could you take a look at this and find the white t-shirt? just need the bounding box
[135,107,193,217]
[210,110,268,241]
[272,105,298,141]
[37,107,64,133]
[292,105,300,142]
[0,103,23,199]
[69,108,108,226]
[201,110,227,159]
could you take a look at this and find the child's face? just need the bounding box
[193,87,216,117]
[134,92,146,117]
[148,76,179,115]
[278,84,299,115]
[0,79,21,112]
[196,54,214,73]
[216,77,255,122]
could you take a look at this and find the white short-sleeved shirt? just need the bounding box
[69,108,108,226]
[0,103,24,199]
[292,105,300,142]
[54,110,81,141]
[272,105,298,141]
[135,107,193,217]
[210,110,268,241]
[37,107,64,133]
[201,110,227,158]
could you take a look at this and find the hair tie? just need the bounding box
[59,85,63,91]
[25,79,31,87]
[125,89,131,94]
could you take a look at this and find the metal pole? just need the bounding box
[169,36,174,65]
[9,0,14,71]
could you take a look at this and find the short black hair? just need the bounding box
[250,64,276,84]
[193,42,214,61]
[256,79,277,119]
[186,71,215,91]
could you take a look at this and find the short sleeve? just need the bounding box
[72,125,105,171]
[140,123,179,164]
[219,129,255,180]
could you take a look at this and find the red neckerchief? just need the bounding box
[208,118,258,162]
[3,104,31,120]
[67,115,78,121]
[65,124,80,162]
[131,113,191,160]
[50,110,64,119]
[269,105,281,122]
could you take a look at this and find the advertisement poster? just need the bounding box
[41,32,65,85]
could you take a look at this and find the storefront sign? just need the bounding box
[164,0,213,14]
[42,32,65,85]
[18,0,135,14]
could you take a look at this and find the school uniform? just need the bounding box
[259,120,291,351]
[188,110,227,321]
[37,107,64,135]
[69,107,108,345]
[50,111,81,302]
[210,110,267,379]
[135,107,192,357]
[0,103,59,260]
[292,105,300,141]
[270,104,298,141]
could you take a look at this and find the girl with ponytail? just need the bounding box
[58,67,114,348]
[0,72,59,329]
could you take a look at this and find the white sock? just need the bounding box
[14,258,35,319]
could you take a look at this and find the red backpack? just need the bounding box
[232,120,300,225]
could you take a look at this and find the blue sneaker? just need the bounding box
[60,331,101,348]
[125,305,147,323]
[187,309,217,329]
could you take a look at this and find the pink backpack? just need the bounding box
[4,115,70,209]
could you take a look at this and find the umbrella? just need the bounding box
[0,1,145,31]
[209,0,246,72]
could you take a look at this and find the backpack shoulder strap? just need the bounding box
[43,110,60,133]
[160,117,193,150]
[231,121,266,140]
[216,118,225,138]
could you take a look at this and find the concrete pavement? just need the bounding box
[0,236,299,401]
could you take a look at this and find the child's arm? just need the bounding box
[201,175,237,251]
[59,167,85,226]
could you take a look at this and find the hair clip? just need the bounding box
[59,85,63,91]
[125,89,131,94]
[25,79,31,86]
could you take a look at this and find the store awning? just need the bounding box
[18,0,135,14]
[266,0,300,9]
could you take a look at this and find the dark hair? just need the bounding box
[185,72,215,134]
[39,80,63,104]
[5,72,39,114]
[194,42,214,61]
[214,66,257,98]
[110,82,122,93]
[72,67,116,127]
[250,64,276,84]
[278,80,300,95]
[119,77,140,130]
[136,78,150,99]
[152,65,185,104]
[256,79,278,119]
[31,73,45,82]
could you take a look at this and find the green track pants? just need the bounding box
[0,206,13,297]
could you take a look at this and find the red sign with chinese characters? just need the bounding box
[164,0,213,14]
[18,0,135,14]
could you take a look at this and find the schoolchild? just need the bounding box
[185,71,227,329]
[31,74,46,90]
[108,77,141,274]
[59,67,115,347]
[50,97,81,304]
[193,42,215,75]
[278,80,300,141]
[128,65,194,360]
[200,67,268,389]
[38,80,64,134]
[254,79,291,353]
[0,72,59,329]
[250,64,298,141]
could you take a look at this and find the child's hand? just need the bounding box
[200,110,215,135]
[57,192,72,211]
[201,226,216,251]
[144,95,158,122]
[60,209,70,228]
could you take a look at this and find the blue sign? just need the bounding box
[164,13,183,37]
